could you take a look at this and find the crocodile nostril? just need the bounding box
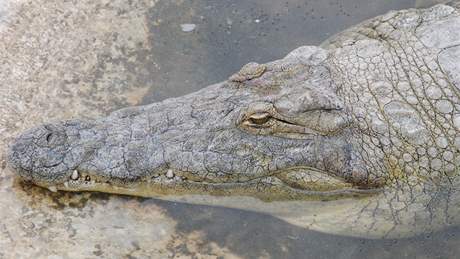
[46,133,53,143]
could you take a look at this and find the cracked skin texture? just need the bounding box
[7,3,460,238]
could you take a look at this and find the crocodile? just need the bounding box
[7,3,460,238]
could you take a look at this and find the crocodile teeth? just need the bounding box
[71,170,79,180]
[48,186,57,192]
[166,169,174,179]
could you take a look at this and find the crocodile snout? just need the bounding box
[8,122,78,183]
[7,121,93,183]
[8,132,35,180]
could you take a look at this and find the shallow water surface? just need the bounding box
[143,0,419,102]
[1,0,459,258]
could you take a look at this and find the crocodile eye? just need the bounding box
[248,113,271,125]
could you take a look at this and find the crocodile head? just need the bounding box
[7,46,385,201]
[9,4,460,239]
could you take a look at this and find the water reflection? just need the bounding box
[161,201,460,258]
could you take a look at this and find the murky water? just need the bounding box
[1,0,459,258]
[143,0,419,102]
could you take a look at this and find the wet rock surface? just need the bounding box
[0,1,178,257]
[1,0,460,258]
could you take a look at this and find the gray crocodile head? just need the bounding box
[8,46,384,201]
[8,4,460,238]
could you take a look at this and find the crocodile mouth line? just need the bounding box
[36,166,384,202]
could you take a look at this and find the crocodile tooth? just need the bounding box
[71,170,79,180]
[166,169,174,179]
